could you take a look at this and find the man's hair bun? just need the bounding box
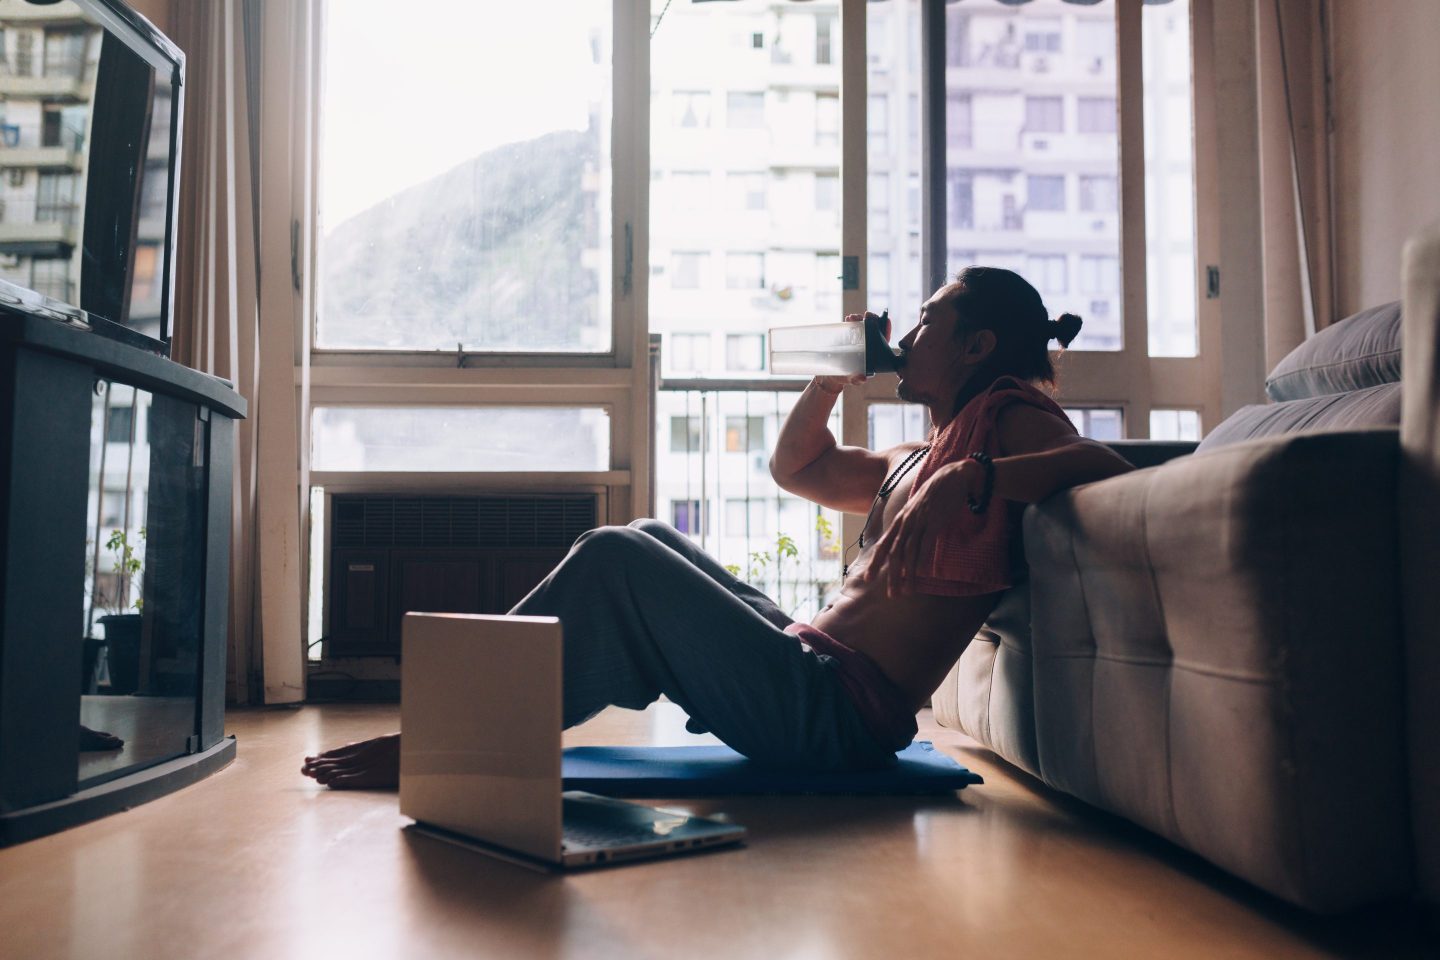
[1050,313,1083,348]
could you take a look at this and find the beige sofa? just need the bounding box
[933,224,1440,914]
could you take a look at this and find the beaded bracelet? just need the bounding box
[966,451,995,514]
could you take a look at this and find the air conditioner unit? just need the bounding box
[325,492,599,658]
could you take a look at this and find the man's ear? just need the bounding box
[964,329,997,364]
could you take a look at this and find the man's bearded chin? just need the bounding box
[896,379,919,403]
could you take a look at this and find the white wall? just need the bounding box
[1328,0,1440,315]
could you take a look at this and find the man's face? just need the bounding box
[892,283,974,408]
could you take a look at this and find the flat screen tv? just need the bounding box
[0,0,183,354]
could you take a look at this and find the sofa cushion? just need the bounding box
[1265,301,1401,401]
[1197,381,1401,453]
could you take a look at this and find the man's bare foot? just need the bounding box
[301,733,400,790]
[79,724,124,751]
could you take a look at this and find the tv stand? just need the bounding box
[0,310,246,844]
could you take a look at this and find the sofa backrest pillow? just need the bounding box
[1197,381,1401,453]
[1265,301,1402,402]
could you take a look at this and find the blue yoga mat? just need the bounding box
[560,741,982,797]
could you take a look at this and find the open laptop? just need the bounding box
[399,612,746,870]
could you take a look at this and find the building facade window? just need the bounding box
[725,416,765,453]
[671,499,704,535]
[672,252,707,289]
[725,333,765,372]
[1078,95,1117,134]
[1025,95,1063,133]
[948,169,974,229]
[669,332,711,373]
[946,93,973,149]
[675,90,711,128]
[815,92,839,147]
[669,417,705,454]
[815,15,835,65]
[725,252,765,290]
[726,172,766,212]
[1079,174,1117,212]
[1026,254,1068,297]
[1026,174,1066,212]
[727,91,766,129]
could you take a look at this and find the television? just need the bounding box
[0,0,183,354]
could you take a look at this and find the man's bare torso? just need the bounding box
[810,442,1003,711]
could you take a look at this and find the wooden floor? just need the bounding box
[0,702,1431,960]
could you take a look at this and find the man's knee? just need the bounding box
[572,524,648,561]
[627,517,673,539]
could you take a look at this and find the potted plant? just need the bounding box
[97,528,144,695]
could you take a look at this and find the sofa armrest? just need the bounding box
[1024,428,1409,911]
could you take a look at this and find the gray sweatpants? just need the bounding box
[508,518,894,771]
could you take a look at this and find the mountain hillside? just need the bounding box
[320,129,602,351]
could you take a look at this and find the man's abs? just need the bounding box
[811,573,1001,711]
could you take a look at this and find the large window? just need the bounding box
[299,0,1212,663]
[316,0,612,352]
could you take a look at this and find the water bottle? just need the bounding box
[768,311,905,377]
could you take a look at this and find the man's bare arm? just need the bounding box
[770,378,891,515]
[991,403,1134,503]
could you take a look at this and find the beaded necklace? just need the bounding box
[842,443,931,576]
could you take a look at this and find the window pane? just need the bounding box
[1150,408,1201,441]
[318,0,611,352]
[944,0,1122,352]
[1144,0,1198,357]
[1063,406,1124,441]
[650,0,841,380]
[867,402,929,448]
[311,407,610,471]
[653,390,842,621]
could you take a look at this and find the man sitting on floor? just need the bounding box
[301,267,1133,787]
